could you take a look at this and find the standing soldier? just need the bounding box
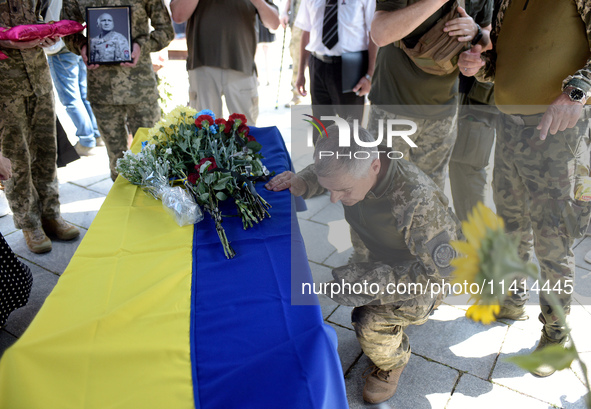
[280,0,303,107]
[459,0,591,377]
[0,0,80,254]
[61,0,174,181]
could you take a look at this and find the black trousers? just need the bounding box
[309,55,364,144]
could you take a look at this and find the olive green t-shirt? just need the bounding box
[495,0,590,115]
[186,0,277,75]
[369,0,493,118]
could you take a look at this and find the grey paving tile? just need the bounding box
[85,177,114,196]
[309,262,340,318]
[447,373,553,409]
[4,229,87,275]
[492,319,588,408]
[57,183,107,230]
[573,265,591,307]
[330,323,362,375]
[323,246,354,269]
[298,219,335,264]
[310,201,345,224]
[3,262,58,338]
[0,330,18,358]
[327,305,354,330]
[567,306,591,354]
[345,354,457,409]
[405,305,508,379]
[297,193,331,220]
[56,150,111,187]
[0,214,17,236]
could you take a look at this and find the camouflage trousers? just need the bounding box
[351,293,441,371]
[496,111,591,340]
[0,92,61,230]
[449,101,497,221]
[367,105,458,191]
[91,100,160,181]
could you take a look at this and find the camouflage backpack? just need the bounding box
[397,0,470,76]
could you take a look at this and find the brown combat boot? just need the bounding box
[495,304,529,321]
[362,364,406,404]
[23,227,52,254]
[42,217,80,241]
[530,330,569,377]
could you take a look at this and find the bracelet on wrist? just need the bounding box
[364,73,372,82]
[471,24,483,46]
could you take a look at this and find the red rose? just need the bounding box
[195,115,214,128]
[187,172,199,184]
[247,135,257,142]
[197,157,218,173]
[215,118,231,134]
[228,113,247,128]
[238,124,249,137]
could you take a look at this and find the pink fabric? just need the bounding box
[0,20,85,41]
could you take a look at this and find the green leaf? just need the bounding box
[216,192,228,201]
[199,192,209,202]
[505,345,577,372]
[246,141,262,152]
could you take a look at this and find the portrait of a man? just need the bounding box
[87,7,132,64]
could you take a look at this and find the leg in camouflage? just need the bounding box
[288,25,303,104]
[0,92,61,230]
[351,294,440,371]
[494,113,591,339]
[449,105,496,221]
[92,100,160,181]
[367,105,458,191]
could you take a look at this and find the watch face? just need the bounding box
[570,88,586,102]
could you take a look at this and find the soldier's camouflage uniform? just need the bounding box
[299,159,462,371]
[367,107,457,191]
[476,0,591,340]
[0,0,62,230]
[61,0,174,180]
[89,31,130,63]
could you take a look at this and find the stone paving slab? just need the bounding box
[58,183,107,230]
[345,354,458,409]
[492,316,588,408]
[4,228,86,276]
[447,373,555,408]
[296,193,330,220]
[298,219,336,264]
[405,305,508,379]
[330,323,363,375]
[326,305,354,331]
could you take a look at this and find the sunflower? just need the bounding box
[450,202,537,324]
[466,303,501,325]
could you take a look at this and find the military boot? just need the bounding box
[42,217,80,241]
[530,330,569,377]
[362,364,406,404]
[23,227,52,254]
[496,304,529,321]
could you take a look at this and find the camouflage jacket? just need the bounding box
[61,0,173,105]
[477,0,591,95]
[299,159,463,307]
[89,30,130,62]
[0,0,53,97]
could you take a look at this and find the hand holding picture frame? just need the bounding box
[86,6,132,65]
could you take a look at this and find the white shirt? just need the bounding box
[294,0,375,56]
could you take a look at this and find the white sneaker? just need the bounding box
[0,190,10,217]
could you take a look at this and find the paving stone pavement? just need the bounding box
[2,48,591,408]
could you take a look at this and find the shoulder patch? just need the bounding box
[425,230,456,277]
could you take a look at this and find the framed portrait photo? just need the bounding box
[86,6,132,65]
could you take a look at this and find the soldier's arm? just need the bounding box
[60,0,86,55]
[371,0,451,47]
[561,0,591,105]
[170,0,199,24]
[135,0,174,55]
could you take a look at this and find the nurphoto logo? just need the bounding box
[305,116,418,160]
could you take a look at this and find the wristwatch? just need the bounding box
[564,86,587,104]
[471,24,483,46]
